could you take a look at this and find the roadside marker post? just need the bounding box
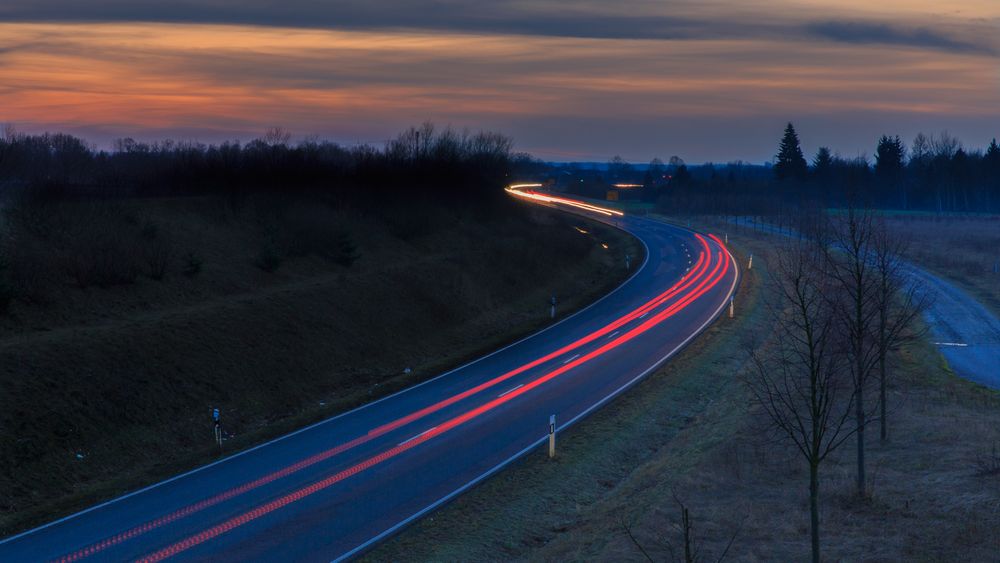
[625,253,632,271]
[725,233,728,244]
[550,295,557,319]
[729,295,735,318]
[548,415,556,458]
[748,253,753,270]
[212,408,221,448]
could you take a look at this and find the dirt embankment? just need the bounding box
[0,195,642,535]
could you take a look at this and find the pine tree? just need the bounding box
[875,135,906,207]
[775,122,808,182]
[875,135,905,179]
[813,147,833,178]
[987,139,1000,212]
[986,139,1000,166]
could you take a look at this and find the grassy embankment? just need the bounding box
[0,195,642,536]
[369,216,1000,562]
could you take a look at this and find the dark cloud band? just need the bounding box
[0,1,993,55]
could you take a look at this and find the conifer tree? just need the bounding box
[775,122,808,182]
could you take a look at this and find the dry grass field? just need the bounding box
[0,196,641,535]
[368,226,1000,562]
[881,215,1000,318]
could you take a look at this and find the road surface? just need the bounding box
[0,191,738,562]
[907,266,1000,389]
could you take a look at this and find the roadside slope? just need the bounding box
[0,197,642,536]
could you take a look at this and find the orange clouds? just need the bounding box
[0,18,996,160]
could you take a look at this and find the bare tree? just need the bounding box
[263,126,292,147]
[822,205,881,497]
[621,491,743,563]
[745,242,856,563]
[872,222,928,441]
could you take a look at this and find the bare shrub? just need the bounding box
[974,441,1000,477]
[139,222,173,280]
[254,238,282,272]
[278,204,359,266]
[182,252,203,277]
[0,251,13,315]
[59,204,142,288]
[380,204,450,240]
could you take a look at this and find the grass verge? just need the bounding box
[367,223,1000,561]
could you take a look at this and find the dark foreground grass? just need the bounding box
[367,225,1000,562]
[0,197,642,536]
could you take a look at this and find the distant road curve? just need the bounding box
[0,187,739,562]
[724,216,1000,390]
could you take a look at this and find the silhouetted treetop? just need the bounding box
[775,122,808,183]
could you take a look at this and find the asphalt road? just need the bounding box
[0,195,738,562]
[907,266,1000,389]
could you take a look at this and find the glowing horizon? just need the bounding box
[1,1,997,162]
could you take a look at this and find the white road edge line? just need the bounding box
[562,354,581,365]
[398,427,437,447]
[497,384,524,398]
[607,330,620,339]
[934,342,969,347]
[332,217,740,563]
[0,210,653,547]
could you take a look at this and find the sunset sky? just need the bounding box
[1,1,997,162]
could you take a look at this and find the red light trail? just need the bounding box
[53,189,734,562]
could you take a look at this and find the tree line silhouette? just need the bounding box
[0,123,521,207]
[555,124,1000,215]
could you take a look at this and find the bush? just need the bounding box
[254,240,282,272]
[329,231,359,266]
[182,252,203,277]
[58,205,142,288]
[140,223,173,281]
[276,203,359,266]
[0,253,13,315]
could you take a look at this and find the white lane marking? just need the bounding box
[607,330,620,339]
[497,384,524,398]
[934,342,969,347]
[562,353,581,365]
[639,312,649,319]
[398,427,437,447]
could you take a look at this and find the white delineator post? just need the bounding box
[550,295,557,319]
[212,407,221,448]
[748,253,753,270]
[549,414,556,458]
[729,295,735,318]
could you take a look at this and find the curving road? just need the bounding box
[0,191,738,562]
